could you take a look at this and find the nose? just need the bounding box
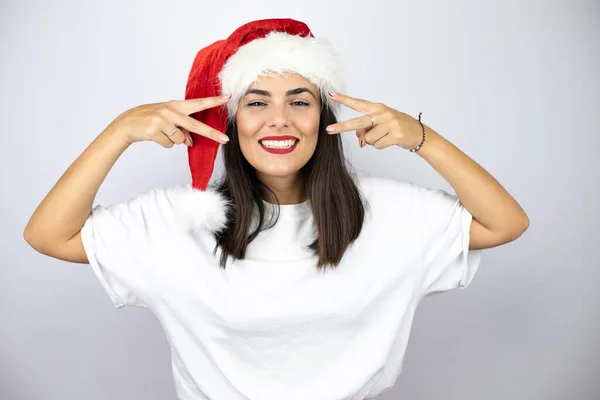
[267,102,290,129]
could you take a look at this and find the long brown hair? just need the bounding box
[211,103,366,270]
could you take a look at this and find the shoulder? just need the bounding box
[354,173,421,204]
[350,173,422,224]
[355,173,455,204]
[355,173,415,191]
[104,184,231,234]
[353,173,459,225]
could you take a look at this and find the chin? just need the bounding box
[256,166,301,179]
[241,143,315,179]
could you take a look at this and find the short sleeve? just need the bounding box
[412,184,484,297]
[80,188,174,309]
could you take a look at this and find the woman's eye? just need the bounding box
[248,101,266,107]
[247,101,309,107]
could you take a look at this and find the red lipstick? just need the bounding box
[259,136,299,155]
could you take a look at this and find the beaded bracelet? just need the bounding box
[409,112,426,153]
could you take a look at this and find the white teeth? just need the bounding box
[260,139,298,149]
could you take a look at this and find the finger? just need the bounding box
[356,127,368,147]
[181,127,193,147]
[370,132,396,149]
[172,95,232,116]
[153,126,176,148]
[327,114,376,134]
[328,92,378,114]
[364,125,389,147]
[162,108,229,144]
[160,122,187,146]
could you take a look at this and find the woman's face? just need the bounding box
[235,73,321,182]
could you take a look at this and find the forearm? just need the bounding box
[416,126,529,235]
[24,123,131,246]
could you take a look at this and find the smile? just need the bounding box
[259,136,299,154]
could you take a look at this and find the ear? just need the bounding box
[168,185,231,234]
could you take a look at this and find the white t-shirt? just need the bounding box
[81,174,483,400]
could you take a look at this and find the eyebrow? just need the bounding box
[243,87,317,99]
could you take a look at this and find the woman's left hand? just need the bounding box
[325,92,424,150]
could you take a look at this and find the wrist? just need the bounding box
[100,122,133,150]
[408,117,425,151]
[414,127,446,158]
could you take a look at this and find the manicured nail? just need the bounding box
[326,126,335,132]
[221,94,232,99]
[328,92,336,97]
[218,134,230,143]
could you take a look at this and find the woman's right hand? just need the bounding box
[110,95,232,147]
[23,95,233,264]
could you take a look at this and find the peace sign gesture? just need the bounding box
[325,92,425,151]
[112,95,232,148]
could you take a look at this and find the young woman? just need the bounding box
[24,18,529,400]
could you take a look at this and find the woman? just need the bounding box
[24,18,529,400]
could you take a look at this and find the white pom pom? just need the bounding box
[168,184,231,233]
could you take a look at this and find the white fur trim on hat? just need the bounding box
[218,31,345,121]
[168,184,231,233]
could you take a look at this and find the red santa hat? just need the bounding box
[184,18,344,191]
[173,18,344,233]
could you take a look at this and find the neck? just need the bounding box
[257,172,307,205]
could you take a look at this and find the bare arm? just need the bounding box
[325,92,530,250]
[414,128,530,249]
[23,125,131,263]
[23,96,232,263]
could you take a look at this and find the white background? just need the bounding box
[1,0,598,399]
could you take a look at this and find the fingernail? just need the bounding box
[218,134,230,143]
[221,94,232,99]
[328,92,336,97]
[326,126,335,132]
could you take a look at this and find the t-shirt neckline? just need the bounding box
[260,199,311,217]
